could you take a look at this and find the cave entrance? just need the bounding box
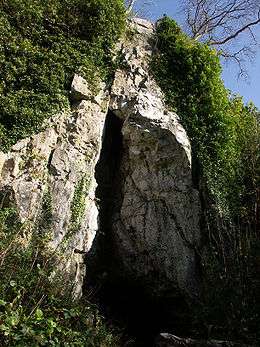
[85,109,191,346]
[94,109,124,244]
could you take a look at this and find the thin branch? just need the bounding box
[211,10,260,45]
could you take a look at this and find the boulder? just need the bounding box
[70,73,92,101]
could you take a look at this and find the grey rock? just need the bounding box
[131,17,154,33]
[0,18,201,301]
[0,87,108,297]
[70,74,92,101]
[108,19,201,298]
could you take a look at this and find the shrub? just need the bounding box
[0,0,126,150]
[151,17,260,342]
[152,16,259,220]
[0,203,120,346]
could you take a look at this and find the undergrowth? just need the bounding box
[0,0,126,151]
[0,194,120,346]
[152,17,260,343]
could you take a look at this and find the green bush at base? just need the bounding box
[0,205,120,346]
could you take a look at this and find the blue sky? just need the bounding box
[133,0,260,108]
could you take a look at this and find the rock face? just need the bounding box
[0,18,201,299]
[0,83,108,297]
[108,18,201,298]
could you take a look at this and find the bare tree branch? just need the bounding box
[211,10,260,45]
[181,0,260,76]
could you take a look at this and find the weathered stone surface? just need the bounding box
[0,82,109,297]
[0,151,6,177]
[109,19,201,298]
[131,17,154,33]
[70,73,92,101]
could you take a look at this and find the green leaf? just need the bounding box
[10,280,16,287]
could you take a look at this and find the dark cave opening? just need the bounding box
[85,109,192,346]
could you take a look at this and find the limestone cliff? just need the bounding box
[0,19,201,301]
[108,18,201,298]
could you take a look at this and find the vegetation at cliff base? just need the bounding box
[152,16,260,343]
[0,0,126,150]
[0,199,120,346]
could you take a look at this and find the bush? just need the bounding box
[0,203,120,346]
[151,17,260,342]
[152,16,259,221]
[0,0,126,150]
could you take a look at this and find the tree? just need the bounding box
[182,0,260,76]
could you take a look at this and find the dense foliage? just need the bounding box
[152,17,260,342]
[0,200,119,346]
[152,17,259,219]
[0,0,126,150]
